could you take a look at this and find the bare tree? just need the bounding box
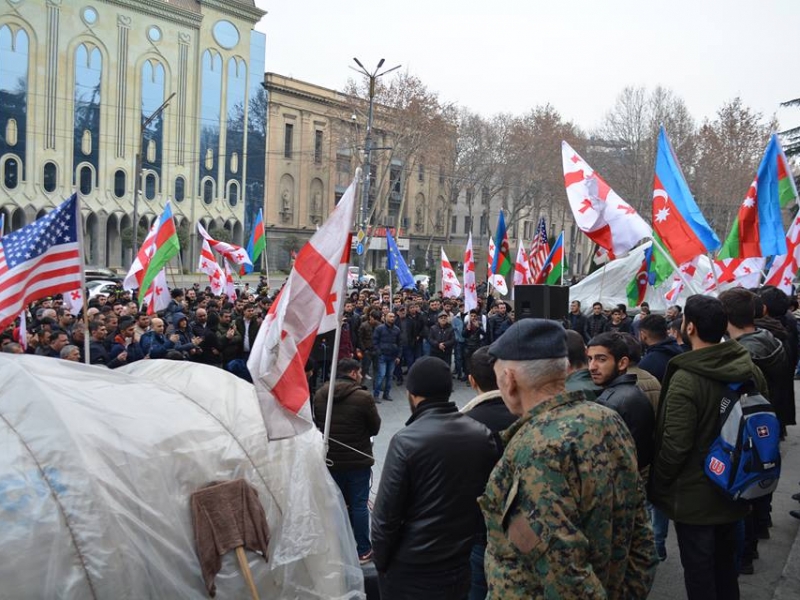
[592,86,696,215]
[693,97,777,236]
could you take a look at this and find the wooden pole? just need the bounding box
[234,546,260,600]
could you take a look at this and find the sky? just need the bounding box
[253,0,800,134]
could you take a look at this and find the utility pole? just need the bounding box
[132,91,175,252]
[350,58,400,282]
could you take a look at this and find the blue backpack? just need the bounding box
[704,381,781,501]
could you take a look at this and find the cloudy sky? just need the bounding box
[253,0,800,133]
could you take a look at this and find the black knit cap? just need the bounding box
[118,315,136,330]
[488,318,568,361]
[406,356,453,400]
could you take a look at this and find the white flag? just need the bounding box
[463,233,478,313]
[441,248,462,298]
[248,173,358,440]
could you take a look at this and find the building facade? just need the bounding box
[263,73,456,274]
[0,0,266,269]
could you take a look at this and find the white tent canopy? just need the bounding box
[568,242,748,312]
[0,355,364,599]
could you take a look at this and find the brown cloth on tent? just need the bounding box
[190,479,270,597]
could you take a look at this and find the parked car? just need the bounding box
[348,266,376,289]
[84,266,123,283]
[86,279,122,300]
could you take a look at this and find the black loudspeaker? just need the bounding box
[514,285,570,322]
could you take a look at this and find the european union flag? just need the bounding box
[386,229,416,289]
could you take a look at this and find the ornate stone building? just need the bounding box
[263,73,456,273]
[0,0,266,269]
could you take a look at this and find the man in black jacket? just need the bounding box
[584,301,608,340]
[372,356,501,599]
[313,358,381,564]
[565,300,589,341]
[638,314,684,382]
[587,332,655,470]
[460,347,516,599]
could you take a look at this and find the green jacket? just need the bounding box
[564,368,600,395]
[479,390,656,599]
[648,340,767,525]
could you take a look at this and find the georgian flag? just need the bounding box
[143,270,170,315]
[441,248,462,298]
[764,213,800,294]
[224,260,237,301]
[463,233,478,313]
[704,257,766,293]
[62,287,84,316]
[198,239,225,295]
[197,222,252,267]
[514,243,532,287]
[248,173,358,440]
[665,257,699,302]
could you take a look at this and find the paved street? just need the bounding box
[361,377,800,599]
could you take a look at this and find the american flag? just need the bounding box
[528,217,550,280]
[0,194,83,330]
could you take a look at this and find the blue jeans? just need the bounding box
[330,468,372,556]
[652,505,669,554]
[374,355,395,398]
[468,543,487,600]
[454,342,465,377]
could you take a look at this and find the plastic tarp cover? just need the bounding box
[569,242,718,312]
[0,354,365,599]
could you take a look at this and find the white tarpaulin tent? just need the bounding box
[569,242,738,312]
[0,355,364,599]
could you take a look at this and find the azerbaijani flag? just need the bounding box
[241,208,266,275]
[489,211,512,294]
[138,203,180,298]
[653,127,720,265]
[626,244,654,307]
[717,135,793,259]
[536,231,566,285]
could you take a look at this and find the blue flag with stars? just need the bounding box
[386,229,416,289]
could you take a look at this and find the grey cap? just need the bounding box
[488,318,568,361]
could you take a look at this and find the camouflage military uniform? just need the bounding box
[478,390,657,599]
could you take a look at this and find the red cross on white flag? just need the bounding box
[441,248,462,298]
[248,173,358,440]
[463,233,478,313]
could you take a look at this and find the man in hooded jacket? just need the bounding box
[314,358,381,563]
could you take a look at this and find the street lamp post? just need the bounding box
[351,58,400,282]
[132,91,176,253]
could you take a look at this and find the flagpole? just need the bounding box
[389,269,393,306]
[560,230,565,286]
[322,255,350,450]
[650,236,701,295]
[74,194,91,364]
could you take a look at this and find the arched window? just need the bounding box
[114,169,126,198]
[73,44,102,186]
[79,165,93,195]
[0,27,29,181]
[4,157,19,189]
[141,59,165,180]
[203,178,214,205]
[43,162,57,192]
[227,181,239,207]
[144,172,156,200]
[174,176,185,202]
[198,50,221,194]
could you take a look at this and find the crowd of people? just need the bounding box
[3,275,800,599]
[314,284,800,600]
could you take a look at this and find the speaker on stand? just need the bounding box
[514,285,570,322]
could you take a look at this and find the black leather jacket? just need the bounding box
[595,373,655,469]
[371,400,501,573]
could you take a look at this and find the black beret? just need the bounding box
[406,356,453,399]
[488,318,568,361]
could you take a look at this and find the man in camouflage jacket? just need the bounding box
[481,318,657,599]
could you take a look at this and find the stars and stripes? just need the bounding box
[528,217,550,281]
[0,194,83,330]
